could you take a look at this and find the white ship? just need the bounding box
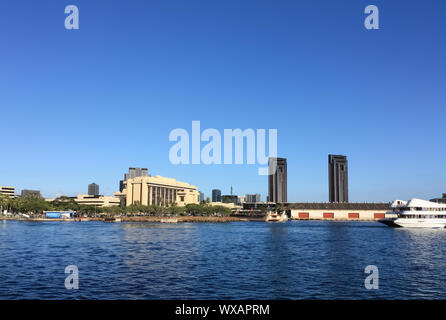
[379,199,446,228]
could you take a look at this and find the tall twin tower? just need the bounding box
[267,154,348,204]
[328,154,348,203]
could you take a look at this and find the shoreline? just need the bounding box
[0,216,381,223]
[0,216,264,223]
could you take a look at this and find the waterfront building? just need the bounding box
[199,192,204,203]
[268,157,287,203]
[328,154,349,203]
[242,202,390,221]
[287,202,388,220]
[0,186,15,198]
[245,193,261,203]
[122,175,199,207]
[21,189,41,198]
[75,195,120,207]
[120,167,149,192]
[431,194,446,204]
[212,189,222,202]
[88,183,99,196]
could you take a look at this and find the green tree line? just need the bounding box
[0,195,232,217]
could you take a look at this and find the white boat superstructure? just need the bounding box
[380,198,446,228]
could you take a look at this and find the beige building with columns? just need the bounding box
[119,175,199,207]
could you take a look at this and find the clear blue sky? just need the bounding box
[1,0,445,202]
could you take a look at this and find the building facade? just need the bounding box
[88,183,99,196]
[212,189,222,202]
[0,186,15,198]
[245,193,261,203]
[199,192,205,203]
[123,175,199,207]
[328,154,349,203]
[221,195,238,205]
[288,202,389,221]
[120,167,149,192]
[21,189,41,198]
[268,157,287,203]
[75,195,120,207]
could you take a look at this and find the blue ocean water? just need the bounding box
[0,220,445,299]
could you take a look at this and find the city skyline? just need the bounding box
[1,1,445,202]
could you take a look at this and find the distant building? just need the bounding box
[245,193,261,203]
[212,189,222,202]
[328,154,349,203]
[431,194,446,204]
[75,195,120,207]
[88,183,99,196]
[0,186,15,198]
[199,192,205,202]
[21,189,41,198]
[268,157,287,203]
[119,180,126,193]
[221,195,238,205]
[237,196,245,205]
[127,167,149,179]
[120,167,149,192]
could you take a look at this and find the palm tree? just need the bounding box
[0,195,8,214]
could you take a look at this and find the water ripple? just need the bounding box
[0,220,445,299]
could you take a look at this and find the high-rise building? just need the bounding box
[245,193,261,203]
[199,192,204,202]
[120,167,149,192]
[328,154,349,203]
[127,167,149,179]
[268,157,287,203]
[88,183,99,196]
[212,189,222,202]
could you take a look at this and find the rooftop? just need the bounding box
[285,202,390,210]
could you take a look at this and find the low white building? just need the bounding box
[287,202,390,221]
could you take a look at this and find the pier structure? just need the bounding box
[243,202,390,221]
[287,202,388,221]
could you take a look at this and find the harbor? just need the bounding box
[1,219,446,300]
